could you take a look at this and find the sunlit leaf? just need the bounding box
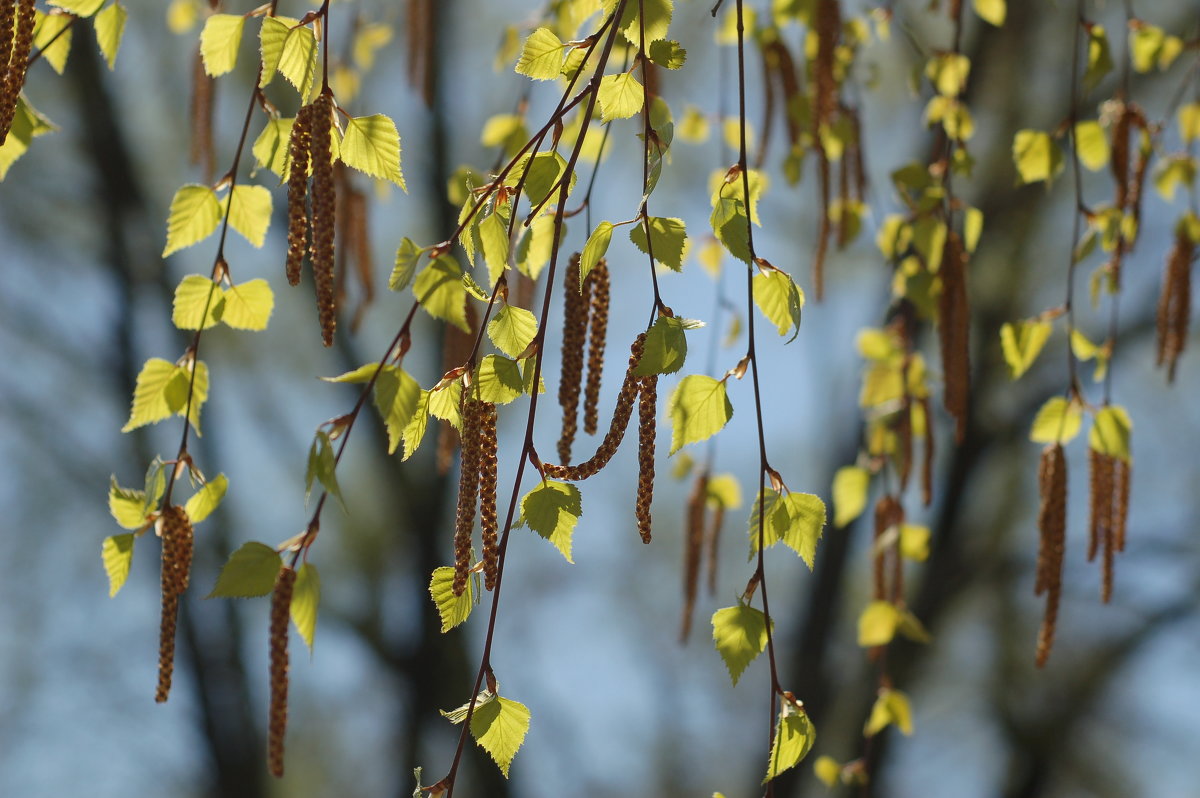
[634,315,689,376]
[291,562,320,649]
[221,279,274,330]
[488,304,538,358]
[163,184,222,257]
[340,114,405,188]
[630,216,687,271]
[1089,405,1132,462]
[520,480,582,563]
[199,12,244,76]
[1029,397,1083,445]
[999,319,1052,379]
[184,473,227,523]
[711,603,769,686]
[102,534,135,597]
[208,542,282,598]
[515,27,566,81]
[429,565,474,632]
[832,466,869,528]
[224,184,273,248]
[598,73,645,122]
[172,275,225,330]
[470,696,531,778]
[667,375,732,455]
[765,706,816,783]
[857,600,900,647]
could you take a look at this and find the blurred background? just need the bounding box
[1,1,1198,796]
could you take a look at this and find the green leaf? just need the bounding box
[634,315,688,376]
[325,362,385,384]
[1029,397,1083,444]
[857,600,900,647]
[630,216,687,271]
[391,238,424,292]
[1074,120,1109,172]
[340,114,405,188]
[477,207,511,285]
[123,358,209,432]
[668,375,731,454]
[516,214,561,281]
[470,696,531,778]
[749,490,827,567]
[291,562,320,649]
[1180,102,1200,145]
[865,689,913,736]
[753,269,804,340]
[580,222,614,287]
[305,430,346,509]
[488,304,538,358]
[972,0,1005,26]
[101,533,135,597]
[711,604,768,686]
[221,279,274,330]
[1084,25,1114,90]
[964,207,984,253]
[34,11,74,74]
[172,275,225,330]
[184,473,227,523]
[0,96,56,181]
[1012,130,1064,185]
[374,367,421,455]
[48,0,104,16]
[223,184,273,248]
[402,390,432,461]
[415,255,470,332]
[163,184,222,257]
[900,524,931,561]
[208,542,282,598]
[259,16,317,97]
[108,477,148,529]
[598,73,645,122]
[429,565,474,632]
[474,355,526,405]
[765,707,816,783]
[706,474,743,509]
[93,1,126,68]
[514,27,566,81]
[999,319,1052,379]
[710,196,751,263]
[142,458,166,517]
[832,466,869,528]
[647,39,686,69]
[252,117,294,180]
[1089,405,1132,462]
[508,151,574,209]
[199,12,243,76]
[814,755,841,788]
[428,381,463,429]
[619,0,673,44]
[520,480,582,563]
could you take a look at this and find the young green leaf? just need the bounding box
[857,600,901,647]
[224,184,273,248]
[832,466,870,528]
[710,196,751,263]
[415,255,470,332]
[0,97,57,181]
[108,477,148,529]
[1084,25,1113,90]
[184,473,227,523]
[515,27,566,80]
[477,207,511,285]
[1089,405,1132,462]
[667,375,732,455]
[706,474,743,509]
[160,359,210,434]
[470,696,531,778]
[93,1,127,69]
[633,315,688,376]
[220,279,274,330]
[814,755,841,788]
[340,114,405,188]
[252,117,294,179]
[402,390,432,461]
[33,11,74,74]
[598,73,645,122]
[630,216,687,271]
[508,151,574,208]
[172,275,225,330]
[199,12,244,76]
[1012,130,1064,185]
[711,603,769,686]
[580,221,614,287]
[102,534,135,597]
[306,430,346,509]
[519,480,582,563]
[427,381,463,429]
[1180,102,1200,144]
[391,238,424,292]
[163,184,222,257]
[208,542,283,598]
[474,355,527,405]
[864,689,913,736]
[753,269,804,340]
[900,524,931,561]
[619,0,674,45]
[972,0,1005,26]
[374,367,421,454]
[999,319,1052,379]
[1029,397,1083,444]
[647,39,686,69]
[123,358,185,432]
[749,490,827,568]
[48,0,104,17]
[259,16,318,97]
[764,706,816,783]
[1074,120,1110,172]
[429,565,474,632]
[488,304,538,358]
[291,562,320,650]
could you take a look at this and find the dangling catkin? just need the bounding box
[583,258,610,436]
[1087,448,1113,563]
[558,254,590,463]
[189,49,215,183]
[635,375,657,544]
[452,397,483,596]
[921,396,934,507]
[938,231,970,443]
[156,505,194,703]
[1156,231,1193,383]
[0,0,33,146]
[478,402,499,591]
[310,92,336,347]
[268,566,297,778]
[543,333,646,481]
[872,496,900,601]
[680,471,708,643]
[897,394,913,492]
[0,3,14,103]
[706,502,726,596]
[1035,443,1066,668]
[1113,457,1130,554]
[285,103,315,287]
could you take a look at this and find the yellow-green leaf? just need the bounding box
[221,279,274,330]
[706,474,742,509]
[668,375,732,455]
[972,0,1005,26]
[1074,120,1109,171]
[290,562,320,650]
[470,696,531,778]
[184,473,227,523]
[200,13,244,76]
[122,358,179,432]
[765,706,816,783]
[712,604,768,686]
[999,319,1052,379]
[1089,405,1132,462]
[34,11,74,74]
[402,390,431,461]
[172,275,225,330]
[514,27,566,81]
[391,237,423,292]
[352,22,392,70]
[814,755,841,788]
[598,73,645,122]
[1029,396,1083,445]
[102,534,135,597]
[251,117,294,179]
[832,466,869,528]
[163,184,222,257]
[1013,130,1064,185]
[49,0,104,17]
[750,490,827,567]
[260,16,317,97]
[1084,25,1113,90]
[865,689,913,736]
[474,355,526,405]
[964,207,984,253]
[223,184,273,248]
[925,53,970,97]
[488,304,538,358]
[900,524,931,561]
[630,216,687,271]
[1180,103,1200,145]
[374,367,421,455]
[340,114,405,188]
[520,480,581,563]
[753,268,804,340]
[415,255,469,332]
[108,476,148,529]
[208,542,282,598]
[857,600,900,647]
[634,315,689,376]
[580,221,613,287]
[429,565,474,632]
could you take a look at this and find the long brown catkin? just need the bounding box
[583,258,610,436]
[557,254,590,463]
[310,92,336,346]
[635,375,657,543]
[285,103,315,287]
[452,397,483,596]
[478,402,499,591]
[1035,443,1066,668]
[0,0,33,146]
[938,231,970,443]
[268,567,297,778]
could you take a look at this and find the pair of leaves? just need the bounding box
[208,543,320,649]
[748,489,827,569]
[441,692,531,778]
[123,357,210,433]
[163,184,273,257]
[47,1,125,68]
[864,689,914,736]
[172,275,275,331]
[999,318,1052,379]
[857,600,931,647]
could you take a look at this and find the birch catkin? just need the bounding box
[635,375,657,544]
[938,231,970,443]
[558,254,590,463]
[310,92,336,346]
[268,566,297,778]
[478,402,499,591]
[583,258,610,436]
[1035,444,1066,668]
[285,103,315,287]
[680,471,708,643]
[452,397,483,596]
[1156,231,1193,383]
[0,0,33,146]
[156,505,194,703]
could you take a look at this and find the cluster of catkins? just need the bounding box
[286,91,337,346]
